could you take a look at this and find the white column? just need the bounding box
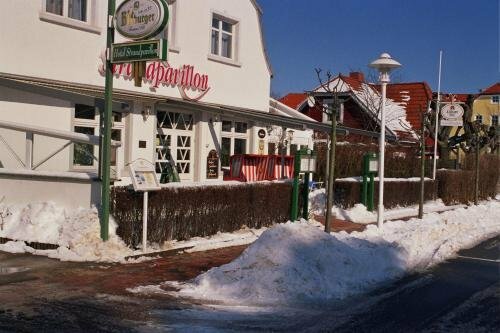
[377,79,388,228]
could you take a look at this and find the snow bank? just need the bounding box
[309,188,464,223]
[0,202,133,262]
[159,200,500,306]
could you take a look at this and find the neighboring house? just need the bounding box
[473,83,500,129]
[0,0,315,207]
[280,72,418,143]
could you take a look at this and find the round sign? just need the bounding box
[441,103,464,120]
[115,0,169,40]
[258,129,266,139]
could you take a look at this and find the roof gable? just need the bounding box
[480,82,500,95]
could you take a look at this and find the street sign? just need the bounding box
[115,0,169,40]
[111,39,167,63]
[440,103,464,127]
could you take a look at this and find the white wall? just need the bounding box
[0,0,271,112]
[0,86,72,171]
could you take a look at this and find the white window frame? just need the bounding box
[207,12,241,67]
[161,0,180,53]
[475,114,483,124]
[322,99,344,124]
[155,110,195,181]
[220,119,248,168]
[40,0,101,34]
[71,104,124,171]
[491,95,499,104]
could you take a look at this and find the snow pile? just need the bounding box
[159,200,500,306]
[310,188,464,223]
[0,202,133,262]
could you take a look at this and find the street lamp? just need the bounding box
[369,52,401,228]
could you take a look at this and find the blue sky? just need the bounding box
[258,0,499,97]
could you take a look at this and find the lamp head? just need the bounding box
[369,53,401,83]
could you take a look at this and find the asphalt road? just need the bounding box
[0,237,498,332]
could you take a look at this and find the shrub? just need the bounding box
[111,182,294,247]
[334,179,436,209]
[437,154,499,204]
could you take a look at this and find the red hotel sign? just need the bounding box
[112,61,209,91]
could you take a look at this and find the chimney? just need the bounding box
[349,72,365,82]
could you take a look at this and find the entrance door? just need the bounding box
[156,110,194,181]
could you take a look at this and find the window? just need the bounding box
[475,115,483,124]
[322,100,344,123]
[492,115,499,127]
[72,104,124,169]
[211,15,236,59]
[220,119,248,167]
[44,0,88,21]
[41,0,100,33]
[492,96,499,104]
[161,0,179,52]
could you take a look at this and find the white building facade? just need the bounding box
[0,0,314,206]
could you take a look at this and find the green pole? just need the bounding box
[368,173,374,211]
[302,172,310,219]
[290,151,300,221]
[361,155,368,206]
[100,0,115,241]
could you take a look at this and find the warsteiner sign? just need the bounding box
[115,0,169,40]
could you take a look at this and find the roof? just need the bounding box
[385,82,432,130]
[480,82,500,95]
[279,93,307,110]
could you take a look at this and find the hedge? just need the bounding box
[437,155,499,205]
[334,179,436,209]
[111,182,295,248]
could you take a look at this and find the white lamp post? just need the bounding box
[369,53,401,228]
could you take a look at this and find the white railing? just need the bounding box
[0,119,121,174]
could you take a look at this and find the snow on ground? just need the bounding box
[136,200,500,306]
[309,188,464,223]
[0,202,133,262]
[0,201,267,262]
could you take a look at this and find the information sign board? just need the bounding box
[129,160,161,192]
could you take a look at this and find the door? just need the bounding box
[156,110,195,181]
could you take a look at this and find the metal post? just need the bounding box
[143,191,148,252]
[432,51,443,180]
[474,134,479,205]
[100,0,115,241]
[419,107,425,219]
[377,81,387,228]
[302,172,310,219]
[290,151,300,221]
[325,94,337,233]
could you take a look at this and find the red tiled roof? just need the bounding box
[480,82,500,95]
[279,93,307,110]
[386,82,433,130]
[436,93,472,103]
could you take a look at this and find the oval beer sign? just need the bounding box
[440,103,464,127]
[115,0,169,40]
